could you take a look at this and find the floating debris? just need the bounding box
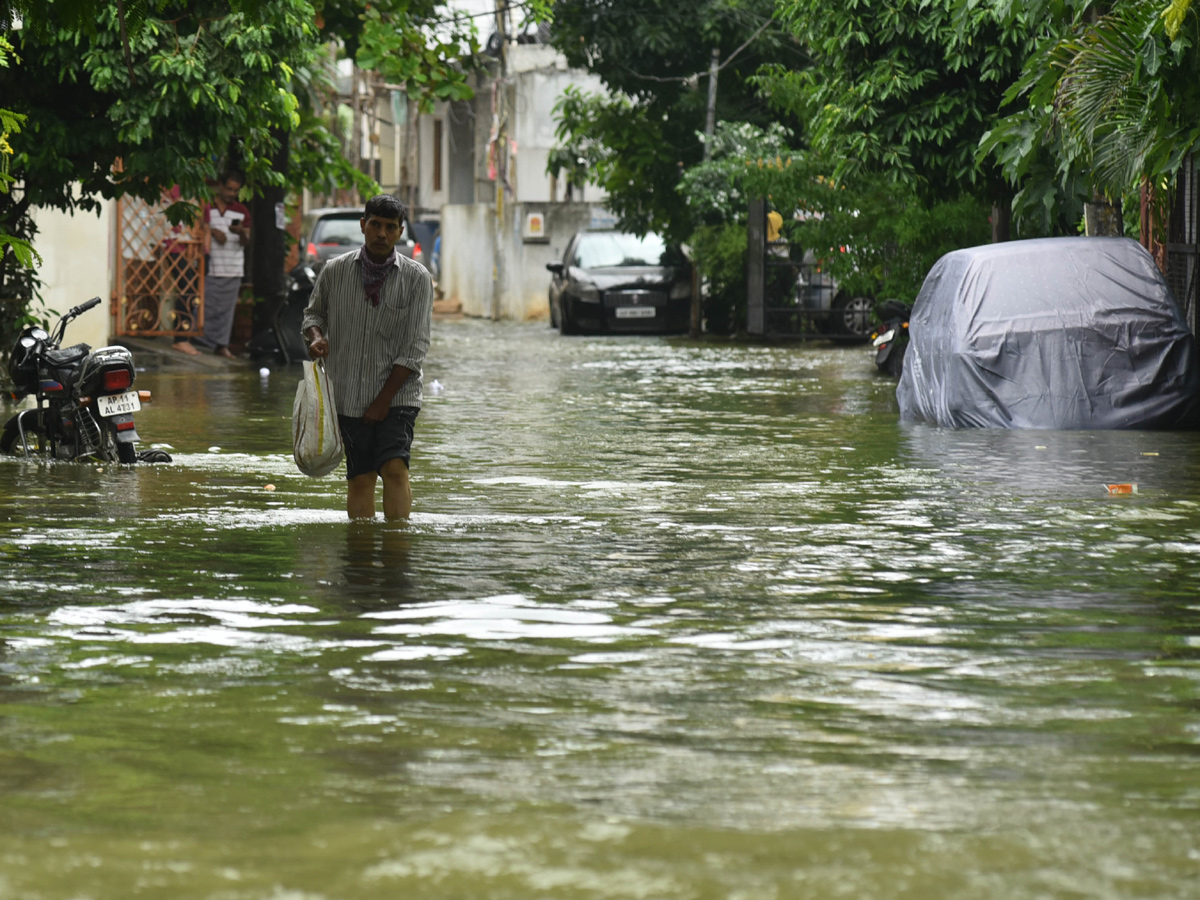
[1105,483,1138,495]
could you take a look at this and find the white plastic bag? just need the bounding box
[292,359,343,476]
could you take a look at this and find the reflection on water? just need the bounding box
[1,320,1199,899]
[340,522,415,600]
[900,422,1200,496]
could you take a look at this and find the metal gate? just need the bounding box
[745,197,873,340]
[1167,156,1199,335]
[113,196,206,337]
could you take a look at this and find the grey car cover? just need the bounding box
[896,237,1200,429]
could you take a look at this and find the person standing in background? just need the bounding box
[174,172,250,358]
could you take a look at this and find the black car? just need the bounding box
[546,230,692,334]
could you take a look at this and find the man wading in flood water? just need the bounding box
[301,195,433,520]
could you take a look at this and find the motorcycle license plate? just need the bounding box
[873,328,895,348]
[615,306,655,319]
[97,391,141,417]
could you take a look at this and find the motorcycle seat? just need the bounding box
[45,344,90,367]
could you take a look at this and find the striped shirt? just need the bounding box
[205,201,250,278]
[301,247,433,416]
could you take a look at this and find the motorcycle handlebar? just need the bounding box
[69,297,103,319]
[51,297,103,342]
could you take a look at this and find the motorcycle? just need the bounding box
[246,265,314,364]
[2,297,170,463]
[871,299,912,378]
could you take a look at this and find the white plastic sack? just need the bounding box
[292,359,343,476]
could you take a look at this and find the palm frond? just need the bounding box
[1050,0,1178,196]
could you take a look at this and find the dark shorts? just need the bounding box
[338,406,419,480]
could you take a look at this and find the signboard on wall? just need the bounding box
[523,210,548,242]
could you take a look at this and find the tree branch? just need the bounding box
[116,0,137,86]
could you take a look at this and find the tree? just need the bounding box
[679,121,991,333]
[355,1,481,113]
[547,0,795,241]
[0,32,37,271]
[757,0,1045,240]
[980,0,1200,240]
[1,0,354,312]
[0,0,486,343]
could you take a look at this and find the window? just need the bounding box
[573,232,668,268]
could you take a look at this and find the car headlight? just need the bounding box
[576,283,601,303]
[669,280,692,300]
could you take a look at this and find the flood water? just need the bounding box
[2,318,1199,899]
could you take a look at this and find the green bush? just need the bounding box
[689,222,748,335]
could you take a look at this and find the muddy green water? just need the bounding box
[1,319,1199,899]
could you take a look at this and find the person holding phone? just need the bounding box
[173,171,250,358]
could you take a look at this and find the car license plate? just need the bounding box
[97,391,141,417]
[615,306,656,319]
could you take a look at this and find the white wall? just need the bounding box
[440,200,600,321]
[29,199,114,350]
[509,46,608,205]
[439,203,496,319]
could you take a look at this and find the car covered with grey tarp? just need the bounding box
[897,236,1200,429]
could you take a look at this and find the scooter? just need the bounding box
[2,297,169,463]
[246,265,314,364]
[871,299,912,378]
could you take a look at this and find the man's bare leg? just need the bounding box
[380,458,412,520]
[347,473,379,519]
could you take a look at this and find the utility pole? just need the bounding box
[492,0,509,321]
[704,47,719,159]
[351,63,363,178]
[692,46,720,335]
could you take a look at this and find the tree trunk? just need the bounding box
[1084,197,1124,237]
[991,201,1011,243]
[250,130,289,336]
[1140,178,1167,273]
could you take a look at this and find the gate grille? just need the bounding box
[114,196,206,337]
[1167,156,1198,335]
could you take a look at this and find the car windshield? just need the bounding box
[574,232,668,268]
[313,217,363,246]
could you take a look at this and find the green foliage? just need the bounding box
[689,221,748,335]
[0,0,480,318]
[3,0,352,239]
[759,0,1043,206]
[680,121,991,332]
[547,0,793,241]
[355,1,481,113]
[677,122,807,331]
[0,33,40,273]
[975,103,1093,235]
[680,121,800,227]
[794,184,992,303]
[980,0,1200,239]
[550,86,691,239]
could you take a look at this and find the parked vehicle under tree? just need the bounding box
[546,231,693,335]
